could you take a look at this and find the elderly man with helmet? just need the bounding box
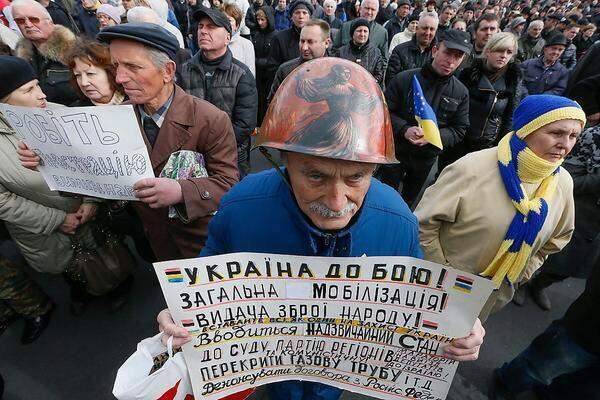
[157,58,485,400]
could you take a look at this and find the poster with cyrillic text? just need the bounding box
[154,253,495,400]
[0,104,153,200]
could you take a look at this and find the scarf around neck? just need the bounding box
[480,132,562,287]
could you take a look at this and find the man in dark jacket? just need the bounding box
[12,0,79,105]
[541,12,561,40]
[179,7,257,177]
[252,5,277,124]
[380,29,471,207]
[560,23,579,70]
[517,19,545,62]
[268,19,329,102]
[435,4,456,40]
[267,0,312,76]
[383,0,410,45]
[567,42,600,125]
[520,33,569,96]
[386,11,437,85]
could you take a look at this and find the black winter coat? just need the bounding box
[251,6,277,123]
[384,13,409,45]
[386,35,434,86]
[178,49,258,174]
[335,41,384,86]
[566,41,600,115]
[267,25,301,74]
[384,62,470,160]
[457,59,522,151]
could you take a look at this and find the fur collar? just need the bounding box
[16,25,75,65]
[461,57,522,89]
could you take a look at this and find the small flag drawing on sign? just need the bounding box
[181,319,194,328]
[454,275,474,293]
[422,320,438,330]
[165,268,183,283]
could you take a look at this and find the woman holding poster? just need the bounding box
[0,55,133,317]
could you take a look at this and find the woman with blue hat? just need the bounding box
[415,94,586,320]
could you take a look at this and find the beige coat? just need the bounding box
[415,148,575,319]
[0,113,82,273]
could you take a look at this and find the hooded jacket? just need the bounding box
[15,25,79,105]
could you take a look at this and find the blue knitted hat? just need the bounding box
[512,95,586,138]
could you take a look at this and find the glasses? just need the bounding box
[14,16,47,25]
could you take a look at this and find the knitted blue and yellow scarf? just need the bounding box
[480,132,563,287]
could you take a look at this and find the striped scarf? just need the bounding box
[480,132,562,287]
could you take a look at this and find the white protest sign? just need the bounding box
[155,253,495,400]
[0,104,154,200]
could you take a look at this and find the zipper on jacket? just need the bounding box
[479,87,498,139]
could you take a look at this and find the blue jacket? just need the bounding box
[273,7,291,31]
[200,169,423,259]
[520,57,569,96]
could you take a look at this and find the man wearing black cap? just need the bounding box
[267,0,313,76]
[333,0,389,67]
[383,0,411,45]
[96,23,239,261]
[520,33,569,96]
[178,7,257,178]
[380,29,470,207]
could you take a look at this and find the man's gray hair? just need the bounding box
[528,19,544,31]
[147,46,171,70]
[323,0,336,9]
[419,11,439,24]
[11,0,52,20]
[127,6,161,24]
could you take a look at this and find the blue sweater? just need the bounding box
[200,169,422,259]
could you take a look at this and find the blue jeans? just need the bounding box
[496,321,599,396]
[268,381,343,400]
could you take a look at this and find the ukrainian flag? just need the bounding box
[412,75,443,150]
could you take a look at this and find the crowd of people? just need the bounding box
[0,0,599,397]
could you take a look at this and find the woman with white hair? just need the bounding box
[441,32,522,166]
[127,4,185,48]
[321,0,342,29]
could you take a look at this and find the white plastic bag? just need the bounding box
[113,333,194,400]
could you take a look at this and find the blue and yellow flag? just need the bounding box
[412,75,443,150]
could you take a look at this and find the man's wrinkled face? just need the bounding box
[286,153,375,231]
[416,16,437,47]
[110,40,169,104]
[543,44,565,63]
[299,25,329,60]
[524,119,581,162]
[360,0,378,22]
[474,19,498,48]
[440,7,455,24]
[528,24,542,38]
[12,4,53,42]
[397,4,410,18]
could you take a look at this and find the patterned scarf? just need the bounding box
[480,132,563,287]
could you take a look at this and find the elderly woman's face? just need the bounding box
[72,57,114,103]
[286,152,375,231]
[324,3,335,15]
[3,79,47,108]
[524,119,582,162]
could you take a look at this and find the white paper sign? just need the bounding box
[0,104,154,200]
[154,253,495,400]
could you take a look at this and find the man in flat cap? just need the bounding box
[96,23,240,261]
[384,0,411,45]
[178,7,257,178]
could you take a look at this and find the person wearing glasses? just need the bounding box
[12,0,79,105]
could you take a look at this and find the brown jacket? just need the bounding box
[132,85,239,261]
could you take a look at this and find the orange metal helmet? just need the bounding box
[254,57,398,164]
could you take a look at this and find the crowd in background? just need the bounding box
[0,0,599,397]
